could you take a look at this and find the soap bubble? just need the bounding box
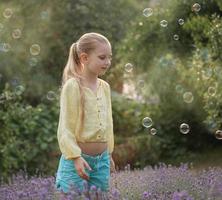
[183,92,194,103]
[137,80,145,89]
[142,117,153,128]
[160,20,168,27]
[208,87,216,96]
[215,130,222,140]
[46,91,57,101]
[192,3,201,12]
[180,123,190,134]
[143,8,153,17]
[150,128,157,135]
[12,29,22,39]
[30,44,41,56]
[3,8,13,19]
[175,84,184,93]
[173,34,179,40]
[124,63,133,72]
[3,43,11,52]
[178,18,184,25]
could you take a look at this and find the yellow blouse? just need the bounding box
[57,77,114,159]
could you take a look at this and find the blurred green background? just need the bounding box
[0,0,222,181]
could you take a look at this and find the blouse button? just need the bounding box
[97,134,102,140]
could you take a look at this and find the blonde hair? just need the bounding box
[61,32,111,135]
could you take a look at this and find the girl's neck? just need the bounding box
[81,72,98,86]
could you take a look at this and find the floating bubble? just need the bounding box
[192,3,201,12]
[47,91,56,101]
[173,34,179,40]
[30,44,41,56]
[15,85,25,95]
[178,18,184,25]
[124,63,133,72]
[142,117,153,128]
[28,57,38,67]
[183,92,194,103]
[208,87,216,96]
[175,84,184,93]
[3,43,11,52]
[3,8,13,19]
[12,29,22,39]
[150,128,157,135]
[137,80,145,89]
[143,8,153,17]
[180,123,190,134]
[138,22,143,26]
[215,130,222,140]
[160,20,168,27]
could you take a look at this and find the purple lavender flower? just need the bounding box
[0,164,221,199]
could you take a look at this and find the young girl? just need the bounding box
[55,32,115,196]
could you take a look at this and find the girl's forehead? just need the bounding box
[94,42,112,55]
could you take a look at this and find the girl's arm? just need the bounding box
[57,79,82,160]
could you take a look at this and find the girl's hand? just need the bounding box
[73,157,92,180]
[110,156,116,173]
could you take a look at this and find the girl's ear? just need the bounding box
[79,52,89,64]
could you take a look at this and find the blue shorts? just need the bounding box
[55,150,110,193]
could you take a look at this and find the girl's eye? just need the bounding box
[99,56,106,60]
[99,56,112,61]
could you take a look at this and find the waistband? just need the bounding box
[81,149,109,160]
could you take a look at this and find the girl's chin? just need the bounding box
[99,70,107,75]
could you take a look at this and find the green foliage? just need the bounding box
[1,0,222,177]
[0,83,59,180]
[0,0,139,101]
[114,0,222,160]
[111,91,162,168]
[117,0,222,73]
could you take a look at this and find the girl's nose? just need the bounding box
[106,59,111,66]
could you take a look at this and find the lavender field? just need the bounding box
[0,163,221,200]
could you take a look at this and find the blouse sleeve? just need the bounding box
[106,83,114,154]
[57,78,82,159]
